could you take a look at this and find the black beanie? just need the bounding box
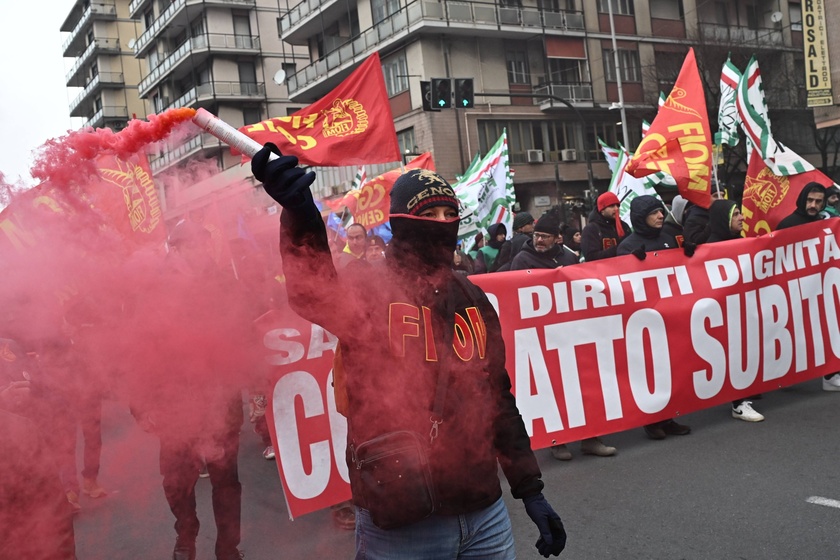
[534,207,561,235]
[512,211,534,230]
[389,169,459,217]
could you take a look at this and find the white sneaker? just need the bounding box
[263,445,276,460]
[823,374,840,391]
[732,401,764,422]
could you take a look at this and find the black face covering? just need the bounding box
[387,214,460,275]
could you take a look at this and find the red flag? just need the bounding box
[626,48,713,208]
[239,53,401,166]
[352,153,435,228]
[741,149,833,236]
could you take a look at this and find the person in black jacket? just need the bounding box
[511,209,578,271]
[681,183,727,245]
[580,192,630,262]
[252,150,567,558]
[703,200,766,422]
[776,182,827,229]
[495,211,534,271]
[473,222,507,274]
[617,196,690,439]
[662,195,687,248]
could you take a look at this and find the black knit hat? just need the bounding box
[512,211,534,230]
[534,207,562,235]
[389,169,459,217]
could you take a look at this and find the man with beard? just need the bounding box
[581,192,630,262]
[252,147,566,559]
[775,182,840,391]
[512,208,617,460]
[618,195,691,440]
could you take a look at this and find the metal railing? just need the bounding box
[163,81,265,112]
[62,2,117,54]
[286,0,584,94]
[138,33,260,96]
[150,132,222,172]
[83,105,129,129]
[534,84,593,104]
[69,72,125,114]
[66,37,121,83]
[698,23,784,46]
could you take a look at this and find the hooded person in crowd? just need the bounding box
[824,186,840,218]
[561,224,581,257]
[473,222,508,274]
[510,208,578,271]
[581,192,631,262]
[617,195,690,440]
[776,182,827,229]
[252,147,567,559]
[662,195,688,248]
[682,182,727,245]
[617,195,679,258]
[703,200,765,422]
[495,211,534,271]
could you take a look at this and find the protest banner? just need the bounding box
[263,219,840,517]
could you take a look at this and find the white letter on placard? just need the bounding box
[545,316,624,424]
[799,273,826,368]
[705,258,740,289]
[273,371,332,499]
[728,292,760,390]
[690,298,726,399]
[514,328,563,435]
[325,370,349,482]
[759,285,792,382]
[518,286,552,319]
[308,325,338,359]
[264,328,305,365]
[824,269,840,360]
[625,309,671,414]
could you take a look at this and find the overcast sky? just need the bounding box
[0,1,80,186]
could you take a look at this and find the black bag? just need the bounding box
[354,430,435,529]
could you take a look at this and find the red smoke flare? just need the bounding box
[31,108,198,184]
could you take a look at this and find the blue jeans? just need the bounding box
[355,496,516,560]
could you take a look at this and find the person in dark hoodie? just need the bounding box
[703,200,765,422]
[510,208,578,271]
[824,186,840,218]
[617,195,690,439]
[581,192,631,262]
[474,222,508,274]
[252,150,567,558]
[495,211,534,271]
[681,182,727,245]
[775,182,840,391]
[776,182,827,229]
[617,195,679,258]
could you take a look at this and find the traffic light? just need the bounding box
[455,78,474,108]
[420,81,438,112]
[431,78,452,109]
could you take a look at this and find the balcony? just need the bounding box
[286,0,585,97]
[132,0,257,56]
[66,37,121,87]
[163,81,266,113]
[149,132,223,173]
[138,33,261,98]
[698,23,786,48]
[534,84,594,110]
[130,0,254,19]
[69,72,125,116]
[62,2,117,57]
[84,105,129,130]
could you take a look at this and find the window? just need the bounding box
[190,17,205,38]
[239,62,258,95]
[598,0,634,15]
[90,62,98,79]
[144,9,154,29]
[371,0,400,24]
[381,53,408,97]
[153,93,164,113]
[548,59,589,84]
[649,0,682,20]
[745,4,759,29]
[94,96,102,112]
[243,107,261,127]
[546,0,575,10]
[397,128,416,156]
[790,4,802,31]
[604,49,641,82]
[506,49,530,85]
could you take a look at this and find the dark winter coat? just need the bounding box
[682,203,711,245]
[278,201,543,517]
[474,223,507,273]
[776,183,828,230]
[510,239,579,271]
[495,231,531,271]
[580,209,631,261]
[706,200,741,243]
[617,196,678,255]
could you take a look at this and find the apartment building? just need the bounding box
[280,0,810,216]
[62,0,147,132]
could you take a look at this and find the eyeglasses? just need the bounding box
[533,233,555,241]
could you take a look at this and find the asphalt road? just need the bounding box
[74,377,840,559]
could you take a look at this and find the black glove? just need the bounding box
[251,143,316,209]
[523,493,567,557]
[631,244,646,261]
[683,240,697,257]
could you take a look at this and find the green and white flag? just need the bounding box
[600,139,661,224]
[453,130,515,242]
[717,56,741,147]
